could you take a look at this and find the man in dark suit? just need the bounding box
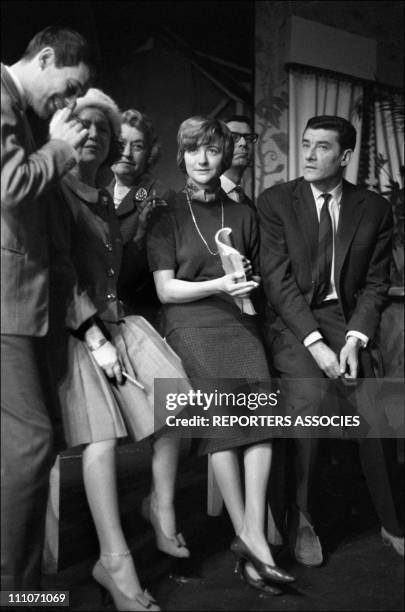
[258,115,403,565]
[1,26,94,589]
[220,114,256,208]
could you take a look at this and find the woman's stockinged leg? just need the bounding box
[239,441,275,566]
[143,435,189,558]
[149,435,181,537]
[210,449,245,534]
[82,439,142,598]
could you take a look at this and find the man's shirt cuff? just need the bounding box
[346,331,368,348]
[303,331,323,347]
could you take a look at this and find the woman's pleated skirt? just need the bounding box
[57,315,191,447]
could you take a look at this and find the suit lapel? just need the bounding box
[1,65,21,106]
[114,175,156,217]
[105,180,115,198]
[293,179,319,268]
[335,180,366,281]
[1,65,35,152]
[114,187,137,217]
[21,112,36,152]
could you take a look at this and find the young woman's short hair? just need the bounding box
[121,109,161,172]
[177,116,234,174]
[304,115,357,151]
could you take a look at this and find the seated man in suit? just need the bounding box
[1,26,94,589]
[258,115,403,565]
[220,114,257,208]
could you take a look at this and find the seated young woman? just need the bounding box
[147,115,295,594]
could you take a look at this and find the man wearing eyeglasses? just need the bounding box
[221,115,257,208]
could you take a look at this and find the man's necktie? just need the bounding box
[313,193,333,305]
[234,185,254,209]
[234,185,247,203]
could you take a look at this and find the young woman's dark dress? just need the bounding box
[148,188,272,454]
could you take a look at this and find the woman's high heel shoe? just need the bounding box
[141,497,190,558]
[92,559,160,611]
[230,536,295,584]
[235,559,282,595]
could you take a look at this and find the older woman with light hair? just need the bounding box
[49,89,192,611]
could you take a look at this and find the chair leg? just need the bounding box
[267,502,284,545]
[207,454,224,516]
[42,455,61,574]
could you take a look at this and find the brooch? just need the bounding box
[135,187,148,201]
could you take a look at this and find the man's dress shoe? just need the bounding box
[381,527,404,557]
[295,524,323,566]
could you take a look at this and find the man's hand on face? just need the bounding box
[49,107,89,150]
[307,340,341,378]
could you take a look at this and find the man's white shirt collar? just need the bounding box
[310,181,343,207]
[5,65,27,110]
[220,174,238,194]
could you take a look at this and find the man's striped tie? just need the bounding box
[313,193,333,305]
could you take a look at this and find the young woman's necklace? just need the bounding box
[186,189,224,256]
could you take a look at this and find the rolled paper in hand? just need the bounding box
[122,370,145,390]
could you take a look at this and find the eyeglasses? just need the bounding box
[231,132,258,144]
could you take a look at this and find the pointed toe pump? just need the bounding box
[141,496,190,559]
[92,559,160,611]
[230,536,295,584]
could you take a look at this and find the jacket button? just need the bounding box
[105,242,113,251]
[107,268,115,277]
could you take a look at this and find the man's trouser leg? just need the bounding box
[269,326,323,522]
[317,303,403,537]
[1,334,53,589]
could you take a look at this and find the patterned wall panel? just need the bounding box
[255,1,289,196]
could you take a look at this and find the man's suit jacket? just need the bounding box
[220,174,256,210]
[1,64,76,336]
[257,177,393,344]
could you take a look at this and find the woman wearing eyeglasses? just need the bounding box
[147,115,295,594]
[109,109,174,329]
